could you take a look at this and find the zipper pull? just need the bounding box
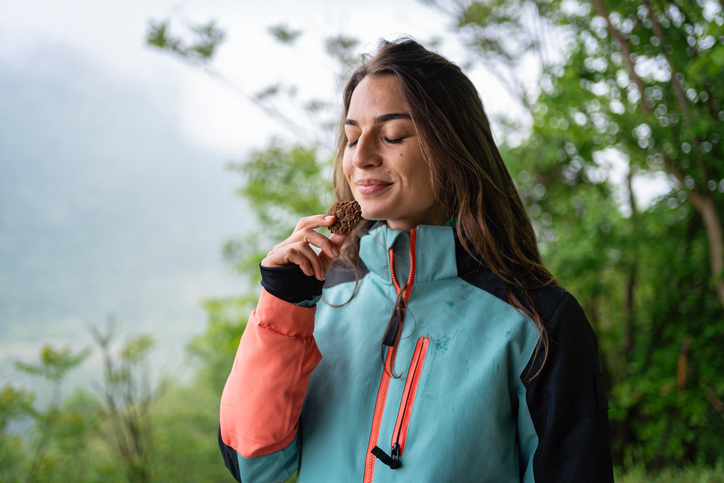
[370,443,402,469]
[383,298,405,346]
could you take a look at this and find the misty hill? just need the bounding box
[0,41,251,389]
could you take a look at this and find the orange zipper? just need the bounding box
[363,229,417,482]
[370,336,429,470]
[391,337,429,455]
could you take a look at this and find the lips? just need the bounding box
[356,179,392,195]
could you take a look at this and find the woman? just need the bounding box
[219,38,613,482]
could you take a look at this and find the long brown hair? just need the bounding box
[333,38,555,378]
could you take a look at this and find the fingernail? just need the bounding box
[332,247,339,256]
[325,215,334,221]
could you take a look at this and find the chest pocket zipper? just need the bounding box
[372,337,430,469]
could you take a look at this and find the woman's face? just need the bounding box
[343,74,446,232]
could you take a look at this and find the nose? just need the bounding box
[352,132,382,169]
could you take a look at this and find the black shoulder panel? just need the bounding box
[523,294,614,482]
[454,235,566,321]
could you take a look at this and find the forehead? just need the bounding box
[347,74,408,120]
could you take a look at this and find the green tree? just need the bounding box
[433,0,724,469]
[91,322,165,483]
[14,344,91,482]
[0,384,35,482]
[4,320,232,483]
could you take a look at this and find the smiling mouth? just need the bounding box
[356,179,392,195]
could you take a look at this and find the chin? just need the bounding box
[359,207,388,222]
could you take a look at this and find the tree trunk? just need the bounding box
[624,168,638,360]
[687,191,724,307]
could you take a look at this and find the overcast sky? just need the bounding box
[0,0,479,154]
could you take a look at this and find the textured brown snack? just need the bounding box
[328,200,362,235]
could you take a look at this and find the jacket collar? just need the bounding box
[359,224,459,285]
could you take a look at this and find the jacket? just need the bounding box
[219,223,614,482]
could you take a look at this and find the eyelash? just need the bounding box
[347,136,404,148]
[385,136,405,144]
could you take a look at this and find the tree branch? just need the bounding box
[592,0,652,114]
[643,0,691,122]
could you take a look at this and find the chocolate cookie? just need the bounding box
[328,200,362,235]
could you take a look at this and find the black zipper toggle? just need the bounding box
[371,443,402,469]
[383,298,405,347]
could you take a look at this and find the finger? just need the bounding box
[288,242,328,281]
[267,217,333,255]
[264,242,320,274]
[320,233,351,271]
[282,245,317,277]
[293,214,336,233]
[298,229,342,260]
[329,233,349,248]
[262,215,340,275]
[262,247,310,273]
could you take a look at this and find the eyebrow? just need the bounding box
[344,112,412,126]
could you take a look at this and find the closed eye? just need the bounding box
[384,136,404,144]
[346,135,403,147]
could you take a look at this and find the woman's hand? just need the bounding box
[261,215,350,281]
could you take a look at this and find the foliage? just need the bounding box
[615,460,724,482]
[91,322,165,483]
[1,331,241,482]
[11,344,91,482]
[146,15,313,140]
[0,384,35,482]
[146,19,225,63]
[268,24,303,45]
[224,142,330,277]
[188,296,253,394]
[0,384,36,433]
[438,0,724,470]
[149,379,236,482]
[15,344,91,389]
[324,34,362,70]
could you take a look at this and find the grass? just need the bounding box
[615,461,724,482]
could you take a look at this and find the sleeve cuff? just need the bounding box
[260,264,325,305]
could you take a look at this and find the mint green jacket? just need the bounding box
[220,224,613,482]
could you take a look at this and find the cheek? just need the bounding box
[342,150,352,172]
[401,152,430,187]
[341,155,355,188]
[408,164,436,202]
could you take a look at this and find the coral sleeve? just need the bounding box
[219,288,323,459]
